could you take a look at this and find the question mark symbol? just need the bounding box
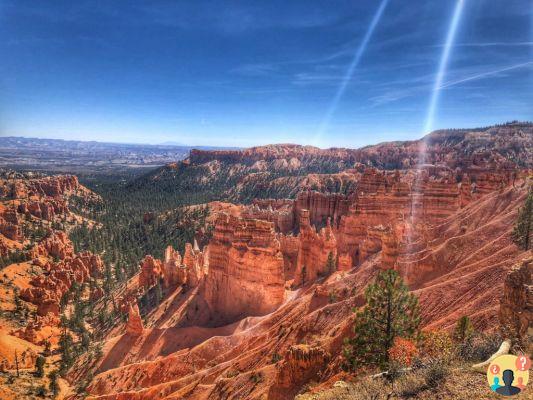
[515,355,531,371]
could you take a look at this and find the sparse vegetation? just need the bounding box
[453,315,474,343]
[511,187,532,250]
[34,355,46,377]
[343,269,421,370]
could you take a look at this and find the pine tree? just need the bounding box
[154,281,163,305]
[511,189,532,250]
[13,288,22,315]
[343,269,420,370]
[103,263,114,294]
[453,315,474,342]
[43,339,52,356]
[326,251,336,274]
[58,331,75,375]
[48,370,59,397]
[34,355,46,377]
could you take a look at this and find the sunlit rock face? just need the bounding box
[139,255,164,289]
[125,301,144,336]
[203,213,285,324]
[294,191,352,230]
[293,210,337,286]
[499,257,532,346]
[21,243,103,317]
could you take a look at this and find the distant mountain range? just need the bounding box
[0,136,239,173]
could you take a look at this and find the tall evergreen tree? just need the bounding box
[326,251,336,274]
[34,355,46,377]
[58,331,75,375]
[48,370,59,397]
[344,269,420,370]
[511,189,532,250]
[453,315,474,342]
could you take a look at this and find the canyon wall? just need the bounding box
[499,257,532,346]
[203,214,285,323]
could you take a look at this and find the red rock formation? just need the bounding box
[139,255,164,289]
[30,231,74,260]
[0,206,23,241]
[293,211,337,286]
[204,214,285,323]
[294,191,352,230]
[381,225,400,270]
[242,200,294,233]
[22,198,69,220]
[162,245,184,287]
[20,249,104,316]
[279,234,300,279]
[126,302,144,336]
[182,240,206,287]
[270,345,330,399]
[499,257,532,346]
[1,174,81,200]
[337,253,352,272]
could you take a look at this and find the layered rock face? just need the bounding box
[293,211,337,286]
[139,243,207,291]
[0,173,99,259]
[204,214,285,323]
[270,345,330,399]
[30,231,74,260]
[294,191,352,229]
[182,240,207,287]
[0,206,23,244]
[125,302,144,336]
[139,255,164,289]
[21,242,103,316]
[2,174,80,199]
[243,199,294,233]
[499,257,532,346]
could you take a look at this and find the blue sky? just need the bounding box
[0,0,531,148]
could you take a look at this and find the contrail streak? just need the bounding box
[439,61,533,89]
[313,0,390,145]
[423,0,465,134]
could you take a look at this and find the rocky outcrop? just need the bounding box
[20,249,104,316]
[182,240,207,287]
[204,214,285,324]
[30,231,74,260]
[293,211,337,286]
[499,257,532,346]
[1,174,80,200]
[270,345,330,399]
[126,302,144,336]
[294,191,352,230]
[22,198,69,220]
[279,234,300,279]
[162,245,184,287]
[243,200,294,233]
[380,225,400,270]
[139,243,207,292]
[139,255,164,289]
[0,206,23,241]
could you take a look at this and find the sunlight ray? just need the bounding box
[312,0,390,146]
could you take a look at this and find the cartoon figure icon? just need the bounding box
[496,370,521,396]
[516,377,526,390]
[491,376,501,391]
[487,354,529,397]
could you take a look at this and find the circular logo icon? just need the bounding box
[487,354,530,396]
